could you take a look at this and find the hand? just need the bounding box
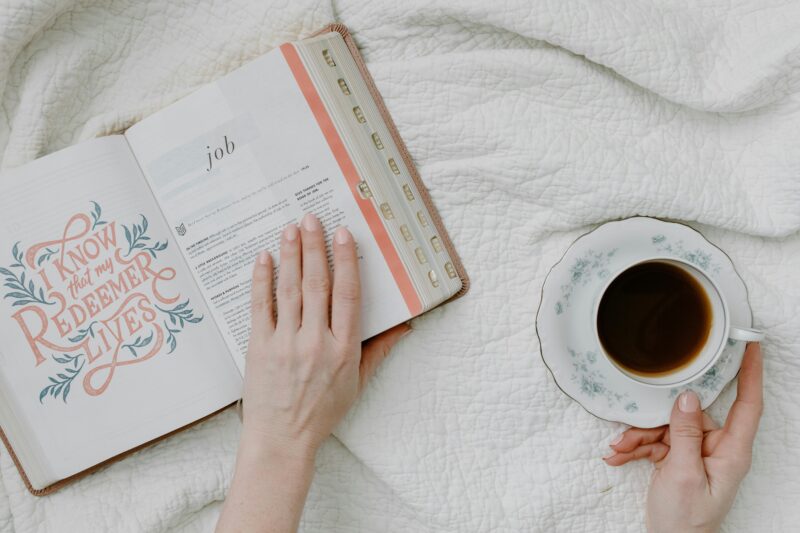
[604,343,763,533]
[217,213,410,533]
[240,213,410,457]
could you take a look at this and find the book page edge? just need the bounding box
[308,23,470,302]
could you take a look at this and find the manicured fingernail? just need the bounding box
[602,452,617,461]
[609,433,623,447]
[679,390,700,413]
[258,250,270,265]
[301,213,320,232]
[284,224,298,242]
[334,226,351,244]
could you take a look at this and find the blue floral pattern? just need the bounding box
[668,349,734,401]
[556,248,617,314]
[568,348,638,411]
[651,234,720,274]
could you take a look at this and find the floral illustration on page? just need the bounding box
[0,202,202,404]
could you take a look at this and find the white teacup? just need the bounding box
[593,257,764,388]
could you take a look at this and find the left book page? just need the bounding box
[0,136,242,491]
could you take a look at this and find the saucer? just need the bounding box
[536,217,753,428]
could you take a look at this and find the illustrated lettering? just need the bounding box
[0,202,203,404]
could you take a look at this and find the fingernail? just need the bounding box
[334,226,351,245]
[400,324,413,338]
[284,224,298,242]
[258,250,270,265]
[602,452,617,461]
[679,390,700,413]
[609,433,623,447]
[301,213,320,232]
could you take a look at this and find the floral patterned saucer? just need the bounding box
[536,217,753,428]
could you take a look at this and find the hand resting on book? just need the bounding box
[216,213,409,532]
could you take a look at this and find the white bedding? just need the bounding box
[2,1,799,531]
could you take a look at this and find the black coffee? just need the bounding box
[597,261,712,376]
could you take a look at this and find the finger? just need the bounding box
[612,415,721,462]
[249,250,275,340]
[276,223,302,331]
[299,213,331,330]
[723,343,764,449]
[702,429,725,456]
[666,390,706,471]
[603,443,670,466]
[612,413,717,452]
[703,412,720,431]
[662,412,719,447]
[331,227,361,342]
[359,324,411,391]
[610,427,667,453]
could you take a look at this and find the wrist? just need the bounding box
[237,428,319,472]
[648,520,718,533]
[220,426,318,532]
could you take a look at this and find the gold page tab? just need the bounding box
[372,133,384,150]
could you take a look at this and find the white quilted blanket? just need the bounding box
[2,1,799,531]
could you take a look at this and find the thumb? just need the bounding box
[358,323,412,391]
[667,390,706,470]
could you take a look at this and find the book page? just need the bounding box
[0,137,241,488]
[125,46,412,373]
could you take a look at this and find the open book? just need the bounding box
[0,25,468,495]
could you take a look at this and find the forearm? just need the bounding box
[216,220,404,531]
[216,435,316,533]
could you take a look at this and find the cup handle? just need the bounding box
[729,326,765,343]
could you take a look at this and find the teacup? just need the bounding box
[593,257,763,388]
